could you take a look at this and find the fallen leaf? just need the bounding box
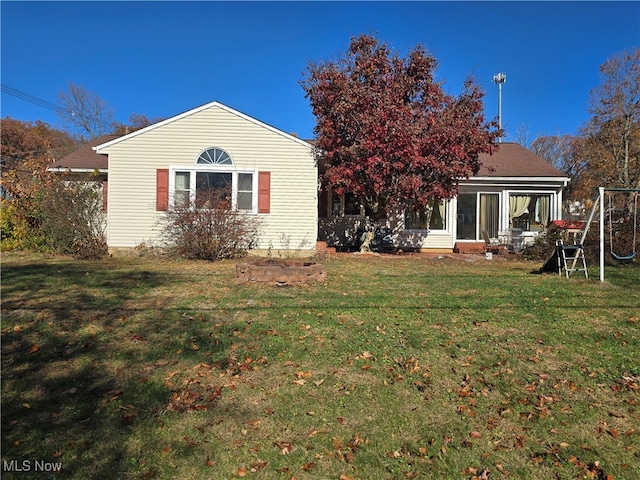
[103,389,124,399]
[301,462,316,471]
[237,467,248,476]
[28,344,40,354]
[246,419,261,427]
[250,461,267,471]
[275,441,292,454]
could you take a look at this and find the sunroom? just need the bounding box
[318,143,570,253]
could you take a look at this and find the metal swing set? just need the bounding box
[578,187,640,282]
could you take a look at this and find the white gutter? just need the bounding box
[468,176,571,184]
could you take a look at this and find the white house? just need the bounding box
[50,101,318,256]
[51,102,570,256]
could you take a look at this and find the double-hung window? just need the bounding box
[170,148,257,213]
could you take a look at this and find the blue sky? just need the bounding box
[1,1,638,142]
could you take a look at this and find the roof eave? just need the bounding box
[469,175,571,183]
[48,167,108,174]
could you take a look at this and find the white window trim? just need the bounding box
[168,165,259,213]
[505,190,556,227]
[453,191,504,242]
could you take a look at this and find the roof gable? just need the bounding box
[95,101,315,152]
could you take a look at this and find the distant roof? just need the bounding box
[476,142,568,178]
[548,220,587,231]
[49,135,119,171]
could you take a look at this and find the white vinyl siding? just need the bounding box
[98,103,317,251]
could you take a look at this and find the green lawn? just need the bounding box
[1,252,639,480]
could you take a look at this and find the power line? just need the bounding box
[1,84,72,117]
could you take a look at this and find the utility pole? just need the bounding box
[493,72,506,142]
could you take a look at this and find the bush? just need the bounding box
[162,192,260,261]
[1,196,53,252]
[40,176,108,259]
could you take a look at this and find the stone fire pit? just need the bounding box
[236,259,326,286]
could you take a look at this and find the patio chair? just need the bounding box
[483,230,503,254]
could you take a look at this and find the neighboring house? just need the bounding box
[318,143,570,253]
[50,101,318,256]
[49,134,117,213]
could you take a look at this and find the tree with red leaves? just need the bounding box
[302,34,500,224]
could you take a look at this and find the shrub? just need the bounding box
[40,176,108,259]
[1,196,53,252]
[162,191,260,261]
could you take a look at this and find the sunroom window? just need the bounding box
[405,199,447,230]
[509,194,551,230]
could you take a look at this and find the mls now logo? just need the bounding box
[3,460,63,472]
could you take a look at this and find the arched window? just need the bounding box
[197,148,233,165]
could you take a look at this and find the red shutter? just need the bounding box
[258,171,270,214]
[156,169,169,211]
[102,180,108,213]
